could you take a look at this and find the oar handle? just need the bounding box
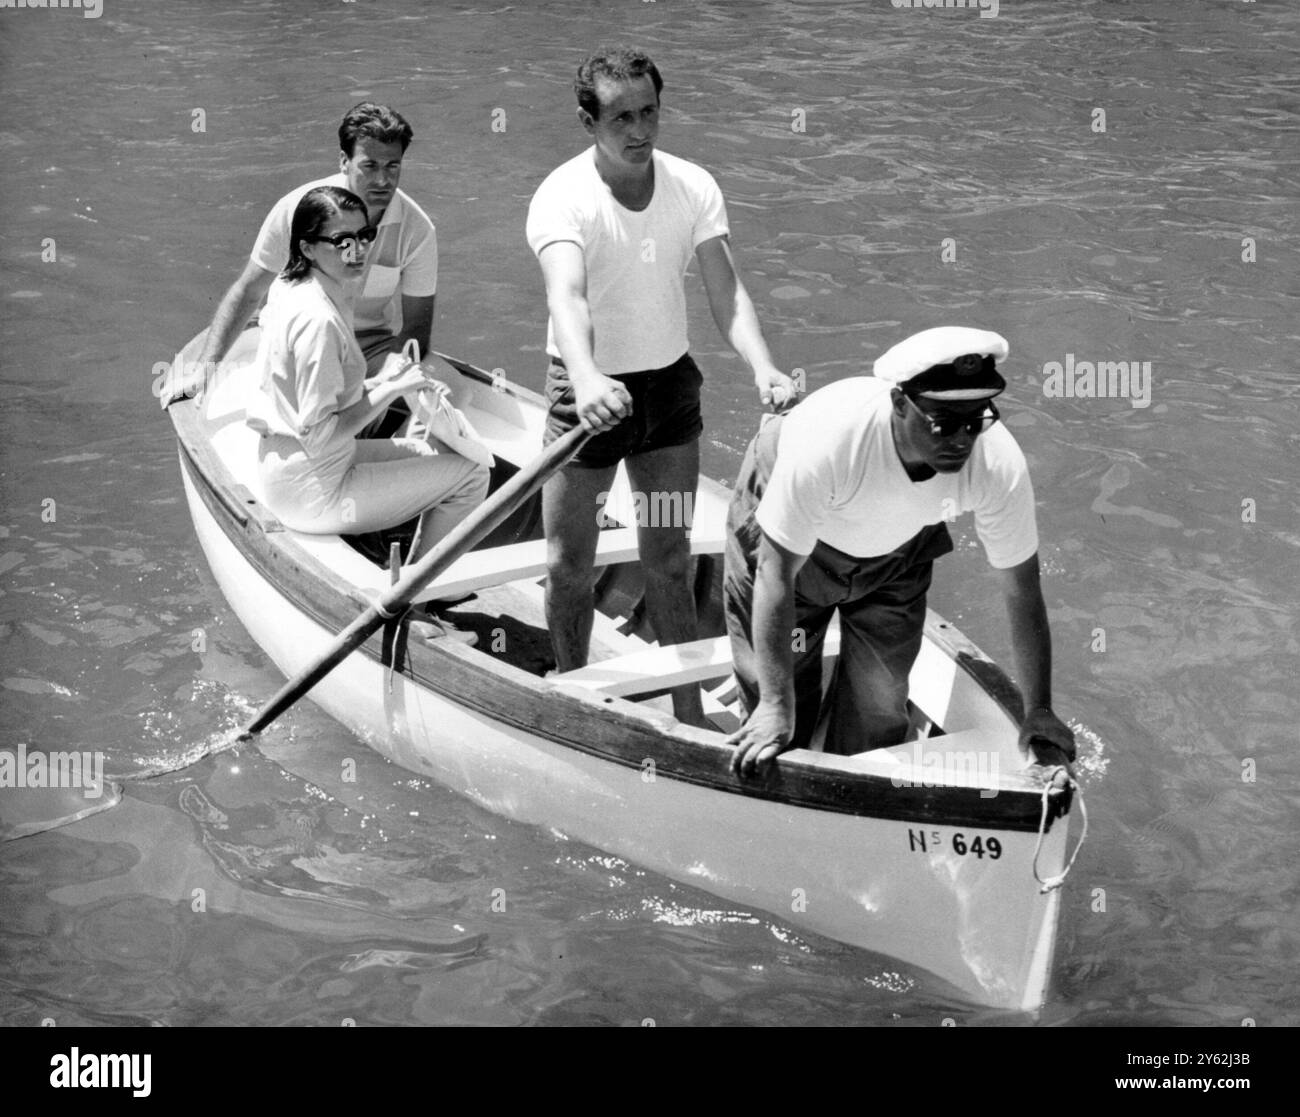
[241,423,591,738]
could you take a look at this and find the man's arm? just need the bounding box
[160,259,275,408]
[997,553,1076,798]
[728,531,808,777]
[537,241,630,431]
[200,259,276,368]
[396,292,435,358]
[695,236,796,410]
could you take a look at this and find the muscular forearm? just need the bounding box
[1006,583,1054,713]
[548,293,602,383]
[396,294,435,357]
[728,535,807,774]
[997,554,1075,779]
[698,239,780,378]
[715,283,779,376]
[751,555,799,712]
[199,283,265,367]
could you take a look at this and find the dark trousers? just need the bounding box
[723,414,953,754]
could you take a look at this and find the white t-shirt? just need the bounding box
[756,378,1039,569]
[245,274,366,460]
[525,148,730,374]
[251,174,438,336]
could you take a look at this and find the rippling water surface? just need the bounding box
[1,0,1297,1027]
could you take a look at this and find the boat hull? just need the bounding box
[180,439,1066,1011]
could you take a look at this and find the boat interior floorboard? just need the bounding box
[421,577,651,678]
[424,578,743,731]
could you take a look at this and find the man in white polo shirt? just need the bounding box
[526,46,795,727]
[725,327,1076,801]
[162,103,439,429]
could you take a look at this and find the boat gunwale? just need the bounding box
[168,346,1061,832]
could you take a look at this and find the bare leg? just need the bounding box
[625,441,710,728]
[543,462,617,671]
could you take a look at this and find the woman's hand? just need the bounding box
[417,374,452,406]
[367,352,441,405]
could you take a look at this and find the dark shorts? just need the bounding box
[542,352,704,470]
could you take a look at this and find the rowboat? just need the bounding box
[168,328,1075,1012]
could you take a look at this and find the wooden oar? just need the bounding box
[239,422,589,738]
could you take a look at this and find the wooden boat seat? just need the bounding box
[413,524,724,601]
[255,499,725,605]
[552,618,994,744]
[556,636,1021,773]
[553,631,838,696]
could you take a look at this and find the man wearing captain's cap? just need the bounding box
[724,325,1075,789]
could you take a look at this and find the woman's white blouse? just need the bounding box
[245,273,366,459]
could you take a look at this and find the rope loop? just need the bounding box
[1031,766,1089,893]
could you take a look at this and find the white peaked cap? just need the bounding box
[873,327,1010,400]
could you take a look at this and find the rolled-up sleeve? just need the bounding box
[284,314,351,458]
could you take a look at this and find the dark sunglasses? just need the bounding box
[905,394,1000,438]
[309,225,378,252]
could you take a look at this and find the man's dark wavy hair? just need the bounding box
[282,186,369,282]
[338,102,413,157]
[574,47,663,120]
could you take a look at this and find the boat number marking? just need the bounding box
[907,829,1002,859]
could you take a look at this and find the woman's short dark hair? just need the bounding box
[338,102,413,157]
[574,47,663,120]
[281,186,369,282]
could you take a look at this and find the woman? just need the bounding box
[246,185,489,643]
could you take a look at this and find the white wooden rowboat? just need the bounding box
[168,329,1074,1011]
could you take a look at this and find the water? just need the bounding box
[2,0,1297,1027]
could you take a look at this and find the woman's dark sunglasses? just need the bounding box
[906,394,1000,438]
[310,226,378,252]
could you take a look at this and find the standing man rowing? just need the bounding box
[526,46,795,727]
[162,102,440,428]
